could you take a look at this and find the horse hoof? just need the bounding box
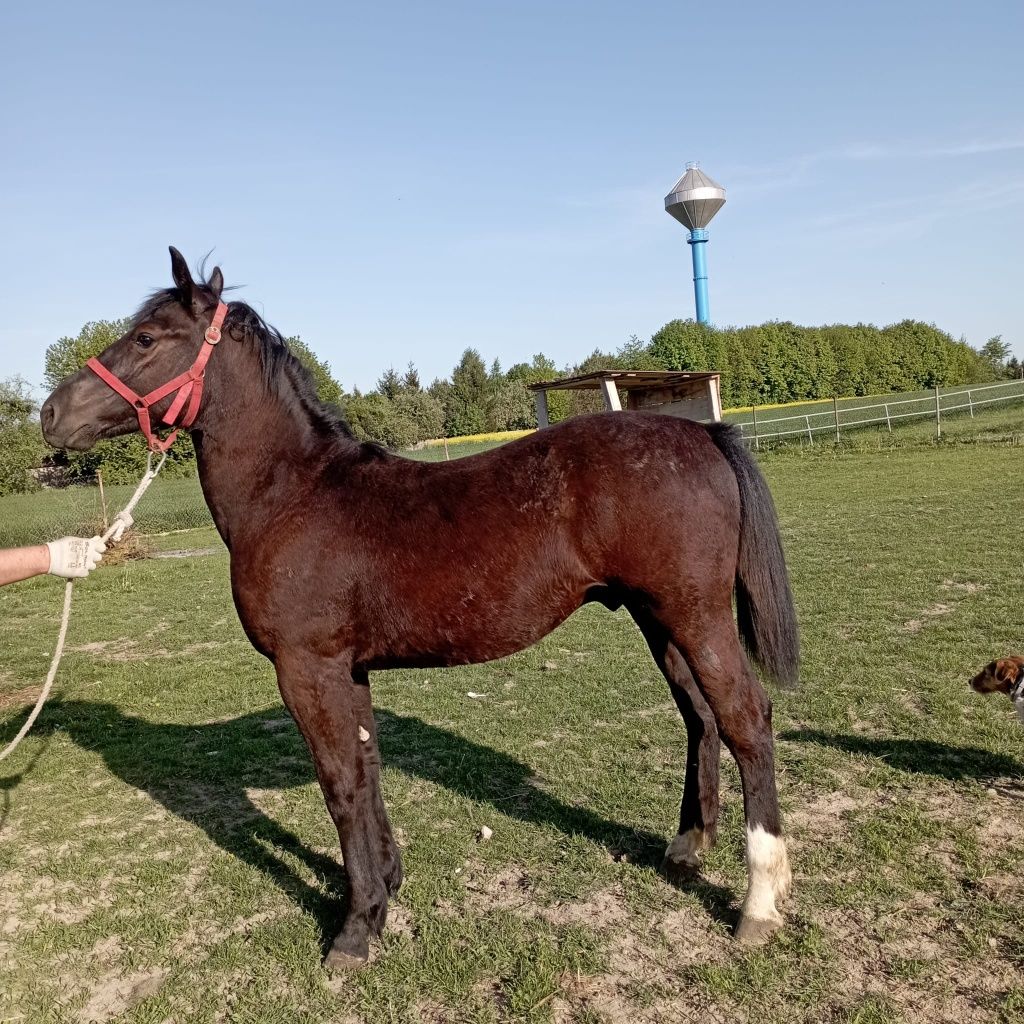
[735,915,783,946]
[325,947,368,971]
[325,934,370,971]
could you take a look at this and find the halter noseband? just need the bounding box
[86,302,228,453]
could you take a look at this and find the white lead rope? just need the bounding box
[0,453,168,762]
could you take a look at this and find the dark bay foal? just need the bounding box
[42,249,799,966]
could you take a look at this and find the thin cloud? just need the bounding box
[807,175,1024,243]
[726,137,1024,197]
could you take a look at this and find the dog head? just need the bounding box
[970,656,1024,695]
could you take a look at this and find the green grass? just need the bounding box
[5,397,1021,550]
[403,440,515,463]
[2,432,1024,1022]
[0,476,214,548]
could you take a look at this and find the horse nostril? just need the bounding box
[41,401,56,431]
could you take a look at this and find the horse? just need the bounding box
[41,248,799,968]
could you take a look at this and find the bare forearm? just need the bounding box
[0,545,50,586]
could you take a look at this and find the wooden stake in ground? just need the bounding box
[97,470,109,533]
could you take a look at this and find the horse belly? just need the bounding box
[368,576,588,670]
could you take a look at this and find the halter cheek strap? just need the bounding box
[86,302,228,454]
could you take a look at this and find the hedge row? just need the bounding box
[648,319,994,408]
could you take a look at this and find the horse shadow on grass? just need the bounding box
[4,700,737,946]
[781,728,1024,782]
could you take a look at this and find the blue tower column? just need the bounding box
[687,228,710,324]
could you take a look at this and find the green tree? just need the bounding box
[506,353,567,424]
[980,336,1011,377]
[287,337,344,406]
[376,367,402,401]
[44,320,195,482]
[44,319,130,390]
[445,348,490,436]
[393,390,445,442]
[0,377,46,495]
[344,393,408,447]
[648,319,714,373]
[402,363,422,392]
[487,379,535,430]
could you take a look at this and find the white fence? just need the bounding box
[736,379,1024,447]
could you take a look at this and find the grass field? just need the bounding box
[1,437,1023,1023]
[4,398,1022,550]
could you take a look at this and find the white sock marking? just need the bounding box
[665,828,706,867]
[742,825,791,924]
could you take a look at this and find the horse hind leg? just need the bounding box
[633,613,721,881]
[674,614,791,943]
[662,644,720,880]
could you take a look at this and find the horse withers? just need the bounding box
[41,248,799,967]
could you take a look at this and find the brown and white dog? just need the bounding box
[970,656,1024,723]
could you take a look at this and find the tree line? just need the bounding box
[0,316,1016,493]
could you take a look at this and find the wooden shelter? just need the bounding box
[528,370,722,428]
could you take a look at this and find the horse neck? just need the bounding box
[189,352,355,547]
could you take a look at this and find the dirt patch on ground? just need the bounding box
[553,920,735,1024]
[0,684,44,711]
[0,871,117,930]
[151,547,220,560]
[71,637,238,662]
[78,967,168,1022]
[904,603,953,632]
[787,790,861,845]
[903,580,990,632]
[456,862,737,1021]
[941,580,990,595]
[817,897,1019,1023]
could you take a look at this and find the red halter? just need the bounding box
[86,302,228,453]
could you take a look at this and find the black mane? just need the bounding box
[132,278,357,443]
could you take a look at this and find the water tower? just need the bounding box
[664,162,726,324]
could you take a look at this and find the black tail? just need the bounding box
[706,423,799,686]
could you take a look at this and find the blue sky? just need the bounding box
[2,0,1021,394]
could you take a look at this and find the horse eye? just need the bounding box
[136,333,155,349]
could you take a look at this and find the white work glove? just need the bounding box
[46,536,107,579]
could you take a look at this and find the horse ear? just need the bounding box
[208,266,224,300]
[169,246,195,308]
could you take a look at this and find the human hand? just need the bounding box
[46,536,107,578]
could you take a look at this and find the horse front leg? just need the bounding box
[275,651,398,968]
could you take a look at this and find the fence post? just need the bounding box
[443,437,450,461]
[968,390,974,418]
[833,396,840,443]
[97,470,109,534]
[934,386,941,439]
[805,415,814,446]
[751,405,760,451]
[884,404,892,433]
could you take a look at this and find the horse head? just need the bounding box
[42,247,225,452]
